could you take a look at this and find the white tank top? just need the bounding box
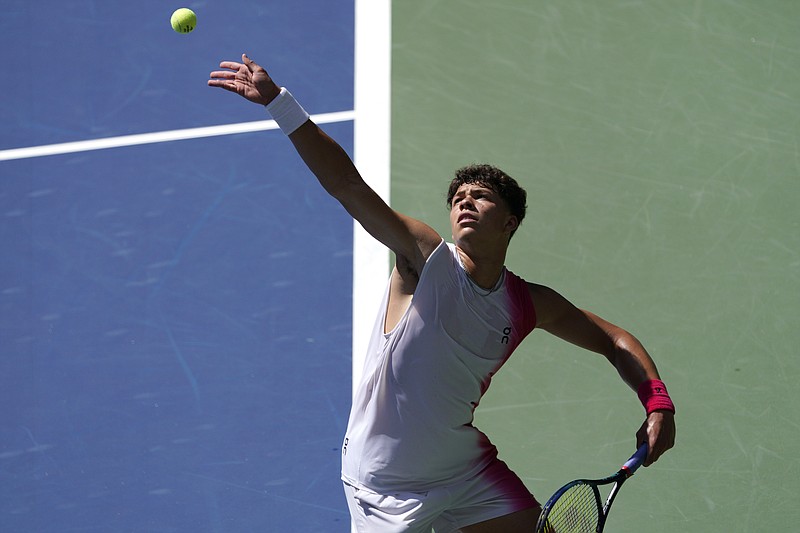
[341,241,537,492]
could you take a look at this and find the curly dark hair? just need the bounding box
[446,164,527,238]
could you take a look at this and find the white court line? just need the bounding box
[352,0,392,396]
[0,110,355,162]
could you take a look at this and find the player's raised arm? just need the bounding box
[208,54,440,271]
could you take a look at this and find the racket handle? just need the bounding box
[622,443,649,475]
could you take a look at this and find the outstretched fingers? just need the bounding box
[216,60,245,71]
[208,61,247,91]
[207,69,235,90]
[207,54,275,105]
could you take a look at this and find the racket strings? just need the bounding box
[541,483,600,533]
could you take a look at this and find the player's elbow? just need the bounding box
[607,330,647,368]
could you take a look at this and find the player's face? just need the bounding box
[449,184,517,243]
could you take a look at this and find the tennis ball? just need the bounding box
[170,8,197,34]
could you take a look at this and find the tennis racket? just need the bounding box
[535,443,648,533]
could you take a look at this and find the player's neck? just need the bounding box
[455,244,507,290]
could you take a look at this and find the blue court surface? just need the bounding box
[2,1,357,531]
[8,2,799,532]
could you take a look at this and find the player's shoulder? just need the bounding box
[524,282,573,323]
[525,281,555,299]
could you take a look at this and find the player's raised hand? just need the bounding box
[208,54,281,106]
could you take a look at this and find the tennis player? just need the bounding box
[209,54,676,533]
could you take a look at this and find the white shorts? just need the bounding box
[342,459,539,533]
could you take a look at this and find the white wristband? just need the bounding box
[265,87,310,135]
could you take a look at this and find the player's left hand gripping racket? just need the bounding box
[535,443,648,533]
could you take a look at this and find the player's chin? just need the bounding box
[452,222,478,237]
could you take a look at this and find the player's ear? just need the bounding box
[504,215,519,235]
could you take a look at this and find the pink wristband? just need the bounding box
[637,379,675,414]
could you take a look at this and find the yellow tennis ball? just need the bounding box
[170,8,197,34]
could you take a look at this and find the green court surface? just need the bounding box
[390,2,799,531]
